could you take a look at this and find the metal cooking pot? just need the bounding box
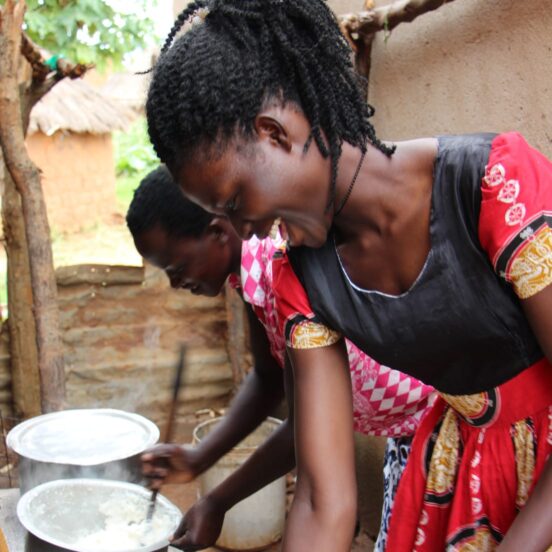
[7,409,159,494]
[17,478,181,552]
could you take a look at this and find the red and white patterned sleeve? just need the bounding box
[478,132,552,299]
[271,249,342,349]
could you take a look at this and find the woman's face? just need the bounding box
[174,107,334,248]
[133,223,234,297]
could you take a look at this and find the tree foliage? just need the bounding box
[114,117,158,177]
[2,0,156,69]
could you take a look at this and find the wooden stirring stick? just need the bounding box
[146,344,187,521]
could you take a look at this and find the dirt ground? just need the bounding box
[44,213,142,268]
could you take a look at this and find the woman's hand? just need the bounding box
[170,495,225,551]
[141,444,201,489]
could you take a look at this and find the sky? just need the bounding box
[108,0,175,38]
[104,0,175,68]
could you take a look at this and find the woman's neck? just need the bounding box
[332,141,399,243]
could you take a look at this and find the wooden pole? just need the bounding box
[1,158,41,418]
[224,283,251,390]
[0,0,65,412]
[340,0,458,40]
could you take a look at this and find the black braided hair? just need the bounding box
[147,0,395,210]
[126,166,214,240]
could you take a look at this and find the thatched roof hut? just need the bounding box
[26,79,137,232]
[29,78,135,136]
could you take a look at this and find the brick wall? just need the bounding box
[0,263,235,438]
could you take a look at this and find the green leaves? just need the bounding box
[16,0,157,69]
[114,117,159,178]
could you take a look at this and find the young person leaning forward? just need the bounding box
[126,166,435,551]
[144,1,552,551]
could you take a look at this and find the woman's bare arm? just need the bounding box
[282,339,357,552]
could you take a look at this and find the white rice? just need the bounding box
[73,496,174,550]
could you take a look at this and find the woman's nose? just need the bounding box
[168,274,181,289]
[167,271,184,289]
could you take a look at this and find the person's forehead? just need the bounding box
[177,160,237,212]
[134,224,168,259]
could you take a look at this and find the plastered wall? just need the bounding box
[368,0,552,156]
[26,132,119,233]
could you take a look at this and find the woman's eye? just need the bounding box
[170,264,186,277]
[225,196,238,213]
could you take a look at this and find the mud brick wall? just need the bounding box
[0,264,235,434]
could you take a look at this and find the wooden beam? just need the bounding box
[340,0,457,40]
[224,283,251,390]
[1,158,41,419]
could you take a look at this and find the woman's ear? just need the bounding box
[254,114,292,153]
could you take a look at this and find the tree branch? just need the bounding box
[20,33,91,81]
[0,0,65,412]
[20,32,49,81]
[18,32,92,130]
[340,0,457,40]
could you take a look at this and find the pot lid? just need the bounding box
[7,409,159,465]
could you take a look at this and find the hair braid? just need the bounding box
[160,0,209,55]
[147,0,395,209]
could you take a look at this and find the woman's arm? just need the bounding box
[189,305,285,471]
[497,285,552,551]
[169,355,296,550]
[171,418,295,550]
[143,304,284,484]
[282,339,357,552]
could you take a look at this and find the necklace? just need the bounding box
[334,149,366,217]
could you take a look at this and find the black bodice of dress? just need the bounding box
[288,134,543,395]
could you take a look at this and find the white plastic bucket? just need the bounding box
[193,417,286,551]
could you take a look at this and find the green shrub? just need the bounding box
[114,117,159,177]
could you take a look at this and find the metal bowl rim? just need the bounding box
[193,416,282,452]
[6,408,160,465]
[17,478,181,552]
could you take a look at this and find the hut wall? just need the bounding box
[368,0,552,157]
[26,131,119,233]
[0,264,233,434]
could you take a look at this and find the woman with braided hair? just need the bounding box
[144,1,552,551]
